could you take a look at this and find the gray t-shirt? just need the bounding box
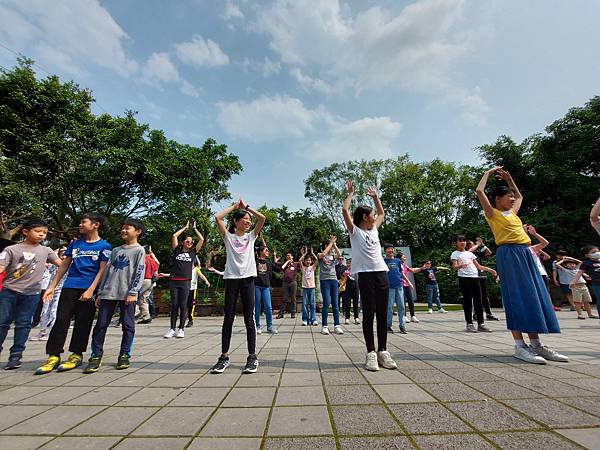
[0,243,59,295]
[319,254,337,281]
[98,244,145,300]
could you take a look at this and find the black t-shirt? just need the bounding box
[472,249,488,278]
[580,259,600,285]
[422,268,438,285]
[335,264,347,280]
[254,258,282,287]
[170,247,196,279]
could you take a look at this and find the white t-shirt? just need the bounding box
[348,225,388,275]
[450,250,479,278]
[529,247,548,277]
[190,268,200,290]
[223,230,257,279]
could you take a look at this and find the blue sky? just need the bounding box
[1,0,599,211]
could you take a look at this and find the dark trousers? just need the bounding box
[170,280,190,330]
[478,277,493,315]
[91,300,135,358]
[31,290,45,328]
[46,288,96,356]
[459,277,484,325]
[279,281,297,316]
[221,277,256,355]
[149,291,156,317]
[187,288,196,322]
[403,285,415,317]
[343,280,359,319]
[358,272,388,352]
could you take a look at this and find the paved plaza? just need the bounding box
[0,309,599,449]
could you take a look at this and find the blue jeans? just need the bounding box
[387,288,405,329]
[302,288,316,323]
[592,285,600,315]
[91,300,135,358]
[255,286,273,330]
[320,279,339,327]
[0,288,40,357]
[426,284,443,310]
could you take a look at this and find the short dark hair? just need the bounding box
[353,205,373,226]
[256,245,267,257]
[556,250,568,256]
[22,218,48,230]
[228,209,250,234]
[423,259,432,264]
[123,218,145,236]
[383,243,395,250]
[581,245,599,256]
[454,235,467,243]
[488,185,514,207]
[81,212,109,236]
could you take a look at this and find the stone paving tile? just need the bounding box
[465,380,544,399]
[2,405,105,435]
[504,398,600,428]
[132,406,214,436]
[192,373,241,388]
[175,387,230,406]
[235,372,280,387]
[557,396,600,418]
[25,372,86,386]
[114,437,189,449]
[147,373,202,388]
[199,407,270,436]
[446,401,541,431]
[222,386,277,407]
[69,372,128,386]
[0,405,53,431]
[399,369,456,383]
[390,403,472,433]
[0,385,52,404]
[66,386,142,406]
[372,383,436,403]
[557,428,600,449]
[441,367,503,382]
[514,378,591,397]
[419,383,487,402]
[486,431,580,449]
[275,386,326,406]
[264,437,336,450]
[414,434,495,449]
[279,371,322,386]
[332,405,403,436]
[268,406,332,436]
[117,387,184,406]
[188,437,262,450]
[322,369,366,385]
[326,384,381,405]
[66,406,158,435]
[17,385,94,405]
[339,436,413,449]
[0,435,53,449]
[360,369,412,384]
[39,436,121,449]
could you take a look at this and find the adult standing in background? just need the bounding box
[468,237,499,321]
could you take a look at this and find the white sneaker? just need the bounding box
[532,345,569,362]
[577,312,586,320]
[411,316,419,323]
[321,326,330,335]
[439,308,447,313]
[164,329,176,339]
[377,351,397,369]
[257,327,262,334]
[334,325,344,334]
[302,321,307,326]
[345,318,350,325]
[514,345,547,364]
[354,318,361,324]
[428,309,433,314]
[176,329,184,338]
[365,351,379,371]
[465,324,478,333]
[311,320,318,326]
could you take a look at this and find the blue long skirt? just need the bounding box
[496,244,560,334]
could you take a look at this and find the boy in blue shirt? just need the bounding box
[36,213,112,375]
[384,244,407,334]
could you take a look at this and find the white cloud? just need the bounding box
[180,80,201,98]
[241,56,282,78]
[142,52,179,86]
[222,2,244,20]
[255,0,487,120]
[290,68,334,94]
[175,34,229,68]
[0,0,137,76]
[216,95,318,141]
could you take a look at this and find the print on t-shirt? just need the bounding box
[231,234,250,254]
[11,251,38,279]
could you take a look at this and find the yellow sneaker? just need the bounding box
[57,353,82,372]
[35,356,61,375]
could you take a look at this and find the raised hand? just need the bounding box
[185,220,190,229]
[193,220,197,230]
[495,167,511,180]
[346,180,355,195]
[526,224,537,235]
[330,235,337,243]
[366,186,378,198]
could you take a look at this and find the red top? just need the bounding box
[144,255,158,279]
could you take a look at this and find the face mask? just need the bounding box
[590,252,600,260]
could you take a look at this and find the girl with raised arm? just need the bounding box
[476,167,567,364]
[211,199,265,374]
[342,181,397,371]
[318,235,343,335]
[164,221,204,339]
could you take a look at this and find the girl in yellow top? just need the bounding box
[476,167,567,365]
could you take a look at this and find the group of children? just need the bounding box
[0,171,599,373]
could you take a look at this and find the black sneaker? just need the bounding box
[186,320,193,328]
[486,314,500,321]
[387,327,394,333]
[84,356,102,373]
[114,321,121,328]
[210,355,230,374]
[4,355,22,370]
[116,354,130,370]
[399,327,408,334]
[137,318,152,324]
[243,354,259,374]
